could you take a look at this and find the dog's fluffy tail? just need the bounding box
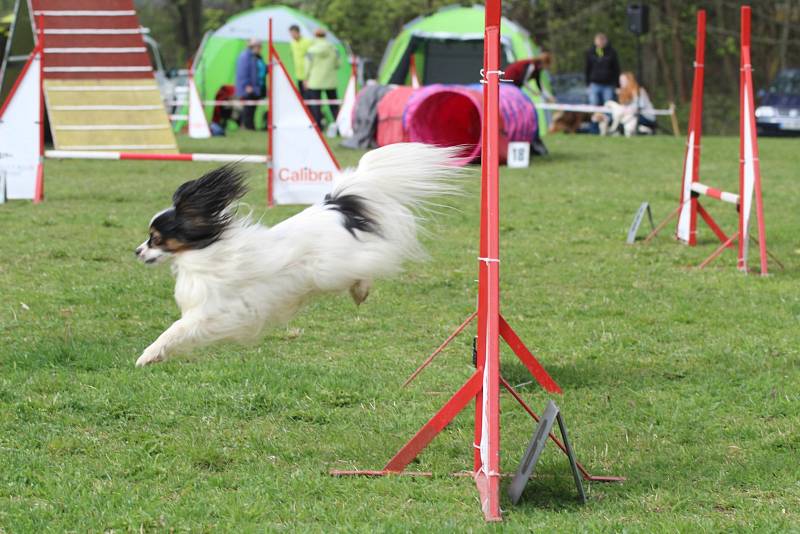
[323,143,464,265]
[331,143,464,211]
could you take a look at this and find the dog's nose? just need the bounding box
[135,246,143,256]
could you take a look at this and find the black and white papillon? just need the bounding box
[134,143,462,366]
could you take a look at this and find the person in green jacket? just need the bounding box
[288,24,311,95]
[305,27,340,128]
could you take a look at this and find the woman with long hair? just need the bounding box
[607,71,657,136]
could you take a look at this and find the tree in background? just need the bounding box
[133,0,798,134]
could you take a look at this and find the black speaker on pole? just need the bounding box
[626,3,650,36]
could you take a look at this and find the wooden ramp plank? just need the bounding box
[45,79,177,153]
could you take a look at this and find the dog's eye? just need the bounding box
[151,235,162,246]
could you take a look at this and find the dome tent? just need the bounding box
[191,6,351,127]
[378,4,550,130]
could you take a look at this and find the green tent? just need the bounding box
[378,5,551,131]
[189,6,351,130]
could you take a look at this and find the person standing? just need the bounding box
[305,28,340,129]
[585,33,620,133]
[289,24,312,95]
[235,39,263,130]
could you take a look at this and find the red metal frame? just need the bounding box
[474,7,503,517]
[646,8,772,274]
[652,11,707,245]
[738,8,748,271]
[401,311,477,387]
[697,203,731,245]
[685,9,705,246]
[738,6,768,275]
[331,1,619,521]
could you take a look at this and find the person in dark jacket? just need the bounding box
[235,39,264,130]
[585,33,620,133]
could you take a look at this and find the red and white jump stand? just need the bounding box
[331,0,622,522]
[646,7,777,275]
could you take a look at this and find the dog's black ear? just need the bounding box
[170,164,249,247]
[173,164,248,216]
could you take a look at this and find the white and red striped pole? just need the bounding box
[473,0,502,522]
[676,10,705,245]
[738,6,768,275]
[45,150,268,164]
[690,183,739,205]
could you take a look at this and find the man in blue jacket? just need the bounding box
[236,39,264,130]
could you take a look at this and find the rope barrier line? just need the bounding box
[536,102,676,116]
[167,98,344,107]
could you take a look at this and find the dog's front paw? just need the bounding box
[135,346,164,367]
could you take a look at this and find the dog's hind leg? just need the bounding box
[349,279,371,306]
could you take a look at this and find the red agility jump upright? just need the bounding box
[647,7,773,275]
[332,0,621,522]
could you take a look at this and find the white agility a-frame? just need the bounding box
[0,23,43,202]
[267,19,340,206]
[646,7,775,275]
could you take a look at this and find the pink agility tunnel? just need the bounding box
[376,86,415,147]
[403,85,496,162]
[494,83,538,144]
[401,84,537,163]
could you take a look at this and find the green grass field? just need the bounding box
[1,133,798,532]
